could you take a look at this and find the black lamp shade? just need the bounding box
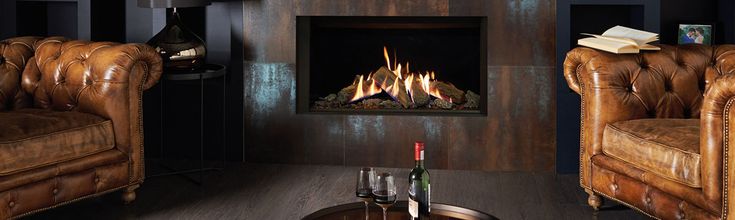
[138,0,211,8]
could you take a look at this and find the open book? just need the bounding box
[577,26,660,54]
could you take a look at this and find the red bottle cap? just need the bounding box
[414,141,424,161]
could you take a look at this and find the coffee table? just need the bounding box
[302,200,498,220]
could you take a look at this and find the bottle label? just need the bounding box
[409,197,418,217]
[409,180,418,217]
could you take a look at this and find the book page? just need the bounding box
[581,33,638,46]
[602,26,658,44]
[578,37,638,54]
[639,44,661,51]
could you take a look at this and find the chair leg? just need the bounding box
[586,189,603,211]
[122,184,139,204]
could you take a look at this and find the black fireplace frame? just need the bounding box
[296,16,487,115]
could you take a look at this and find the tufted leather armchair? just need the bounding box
[0,36,161,219]
[564,44,735,219]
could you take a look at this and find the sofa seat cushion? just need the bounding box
[0,108,115,175]
[602,119,701,188]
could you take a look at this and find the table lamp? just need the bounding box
[138,0,211,72]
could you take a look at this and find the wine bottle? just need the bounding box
[408,141,430,219]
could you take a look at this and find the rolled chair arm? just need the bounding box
[85,42,163,91]
[563,47,651,188]
[701,45,735,217]
[563,47,596,94]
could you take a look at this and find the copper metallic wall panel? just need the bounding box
[449,0,556,66]
[243,63,556,171]
[242,0,556,171]
[243,0,555,66]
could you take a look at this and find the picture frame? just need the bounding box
[677,23,714,45]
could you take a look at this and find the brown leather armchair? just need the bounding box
[0,36,161,219]
[564,44,735,219]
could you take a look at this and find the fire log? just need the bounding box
[431,81,465,104]
[337,75,366,103]
[336,84,356,104]
[372,66,411,108]
[410,77,430,107]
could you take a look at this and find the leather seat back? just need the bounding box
[0,37,42,110]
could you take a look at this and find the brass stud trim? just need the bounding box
[10,183,140,219]
[722,97,735,218]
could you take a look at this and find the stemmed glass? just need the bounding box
[372,172,397,220]
[356,167,376,220]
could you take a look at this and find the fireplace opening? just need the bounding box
[297,16,487,114]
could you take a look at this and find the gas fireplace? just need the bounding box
[297,16,487,114]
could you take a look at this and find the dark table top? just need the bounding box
[302,200,498,220]
[162,63,226,81]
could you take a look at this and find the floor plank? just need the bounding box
[21,163,650,220]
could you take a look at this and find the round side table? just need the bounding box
[148,63,227,185]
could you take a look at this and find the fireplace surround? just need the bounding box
[296,16,487,115]
[243,0,556,172]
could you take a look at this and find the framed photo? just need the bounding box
[678,23,714,45]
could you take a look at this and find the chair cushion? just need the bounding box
[602,119,701,188]
[0,108,115,175]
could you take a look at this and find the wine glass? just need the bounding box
[372,172,397,220]
[356,167,376,220]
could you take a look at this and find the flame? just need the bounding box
[420,73,430,93]
[404,74,414,102]
[384,47,391,71]
[350,74,382,102]
[430,87,443,100]
[416,71,444,100]
[351,75,366,101]
[395,63,402,80]
[390,79,400,97]
[349,46,447,104]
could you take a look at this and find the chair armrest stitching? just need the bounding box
[723,97,735,218]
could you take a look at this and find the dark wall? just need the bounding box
[570,5,645,46]
[660,0,718,44]
[242,0,557,171]
[719,0,735,44]
[4,0,124,41]
[16,1,78,39]
[91,0,125,42]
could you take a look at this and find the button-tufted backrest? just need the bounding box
[567,44,726,120]
[0,36,42,110]
[628,44,715,118]
[20,37,161,116]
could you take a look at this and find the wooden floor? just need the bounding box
[24,163,648,220]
